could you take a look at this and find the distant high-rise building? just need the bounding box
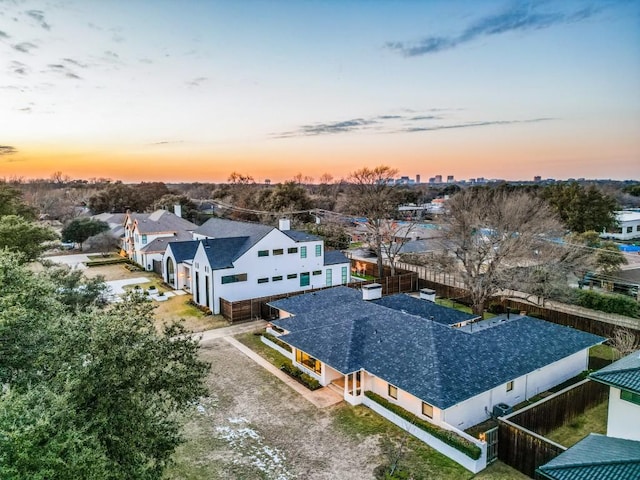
[533,176,542,182]
[416,174,421,184]
[434,174,442,183]
[447,175,454,183]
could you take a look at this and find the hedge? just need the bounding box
[263,332,292,352]
[364,391,481,460]
[280,360,321,390]
[571,289,639,318]
[85,257,130,267]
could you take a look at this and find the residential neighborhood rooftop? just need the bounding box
[537,433,640,480]
[590,349,640,394]
[323,250,350,266]
[371,293,478,326]
[271,287,604,409]
[132,209,197,234]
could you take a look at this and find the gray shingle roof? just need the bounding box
[134,210,197,234]
[372,293,478,325]
[166,240,200,263]
[194,217,273,240]
[271,287,604,409]
[537,434,640,480]
[282,230,321,242]
[323,250,350,266]
[140,231,193,253]
[590,350,640,394]
[200,236,252,270]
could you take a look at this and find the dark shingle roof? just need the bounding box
[590,350,640,394]
[166,240,200,263]
[134,210,197,234]
[537,434,640,480]
[372,293,478,325]
[194,217,273,240]
[141,231,193,253]
[282,230,321,242]
[323,250,350,266]
[200,236,251,270]
[271,287,604,409]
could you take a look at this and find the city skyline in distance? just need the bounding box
[1,0,639,183]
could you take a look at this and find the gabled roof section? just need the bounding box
[195,217,273,240]
[282,230,321,242]
[141,231,193,253]
[165,240,200,263]
[134,210,197,234]
[372,293,478,326]
[271,287,604,409]
[200,236,251,270]
[590,350,640,394]
[537,434,640,480]
[324,250,350,266]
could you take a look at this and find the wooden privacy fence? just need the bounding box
[498,379,609,477]
[220,272,418,323]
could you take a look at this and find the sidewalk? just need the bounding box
[224,336,343,409]
[195,319,267,342]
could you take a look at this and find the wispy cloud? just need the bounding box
[10,61,29,75]
[47,63,82,79]
[0,145,18,156]
[0,30,10,39]
[387,3,601,56]
[148,140,184,146]
[12,42,38,53]
[273,112,554,138]
[187,76,208,87]
[63,58,88,68]
[26,10,50,30]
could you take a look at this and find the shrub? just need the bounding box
[280,360,321,390]
[263,332,292,352]
[187,299,212,315]
[85,257,130,267]
[571,289,639,318]
[364,391,481,460]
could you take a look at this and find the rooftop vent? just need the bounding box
[278,218,291,231]
[362,283,382,301]
[420,288,436,302]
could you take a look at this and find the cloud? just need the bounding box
[0,30,10,39]
[399,117,554,133]
[47,63,82,79]
[0,145,18,156]
[63,58,88,68]
[187,77,208,87]
[12,42,37,53]
[273,112,554,138]
[10,61,29,75]
[26,10,50,30]
[387,3,601,56]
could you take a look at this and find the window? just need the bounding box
[300,246,307,258]
[388,384,398,399]
[326,269,332,286]
[287,273,298,279]
[627,226,633,234]
[258,250,269,257]
[315,244,322,256]
[621,390,640,406]
[300,272,310,287]
[257,277,269,284]
[341,266,348,283]
[506,381,514,392]
[422,402,433,418]
[141,234,147,244]
[273,248,284,255]
[288,247,298,254]
[312,270,322,276]
[221,273,248,284]
[272,275,283,282]
[296,350,321,374]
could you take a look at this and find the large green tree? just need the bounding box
[542,182,618,233]
[0,215,58,262]
[61,218,109,250]
[0,251,210,479]
[0,183,36,219]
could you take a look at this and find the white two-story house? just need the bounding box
[123,208,197,271]
[162,217,351,314]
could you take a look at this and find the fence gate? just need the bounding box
[484,427,499,464]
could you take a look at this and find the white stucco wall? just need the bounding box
[368,375,443,424]
[607,386,640,441]
[321,364,343,386]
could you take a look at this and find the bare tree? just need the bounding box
[610,328,639,360]
[379,221,417,276]
[436,189,566,316]
[348,165,399,277]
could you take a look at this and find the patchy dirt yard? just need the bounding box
[166,338,383,480]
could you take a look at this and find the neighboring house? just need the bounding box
[161,218,351,314]
[267,286,604,431]
[590,349,640,441]
[123,209,197,271]
[537,433,640,480]
[91,212,127,240]
[601,211,640,240]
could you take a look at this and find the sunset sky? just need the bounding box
[1,0,639,183]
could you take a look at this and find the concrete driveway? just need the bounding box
[44,253,91,269]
